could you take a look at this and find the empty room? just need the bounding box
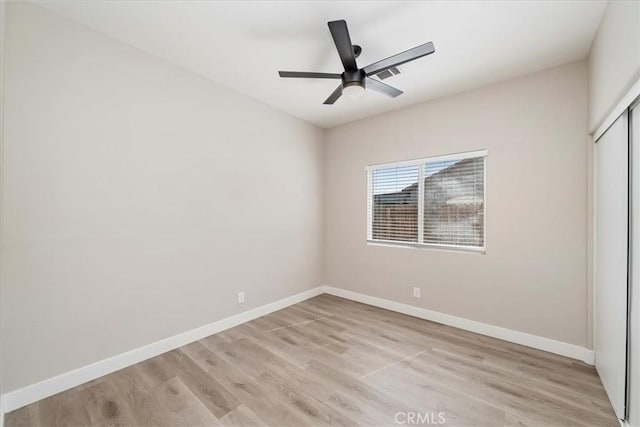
[1,0,639,426]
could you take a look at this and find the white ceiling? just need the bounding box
[37,1,607,128]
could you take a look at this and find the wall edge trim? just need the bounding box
[0,286,325,415]
[323,285,594,365]
[1,285,595,419]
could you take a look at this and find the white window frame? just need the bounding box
[366,149,488,253]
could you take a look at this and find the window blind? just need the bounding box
[367,150,486,250]
[370,165,420,243]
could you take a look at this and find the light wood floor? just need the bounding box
[6,294,617,427]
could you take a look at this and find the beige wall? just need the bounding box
[588,0,640,132]
[1,3,323,393]
[323,61,589,347]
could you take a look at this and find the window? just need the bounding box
[367,150,486,251]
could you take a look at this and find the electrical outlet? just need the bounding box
[413,287,421,298]
[238,291,245,304]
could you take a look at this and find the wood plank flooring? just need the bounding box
[5,294,617,426]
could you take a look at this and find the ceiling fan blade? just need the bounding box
[278,71,342,79]
[328,20,358,72]
[366,77,403,98]
[363,42,435,76]
[323,84,343,105]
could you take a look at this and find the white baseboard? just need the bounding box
[583,349,596,365]
[1,284,595,421]
[0,286,324,415]
[322,286,595,365]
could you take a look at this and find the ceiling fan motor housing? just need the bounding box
[342,69,366,88]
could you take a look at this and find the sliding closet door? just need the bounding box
[595,111,629,419]
[629,103,639,425]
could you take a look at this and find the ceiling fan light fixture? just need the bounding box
[278,19,435,105]
[342,82,365,99]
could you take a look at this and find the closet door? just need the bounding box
[628,103,639,425]
[595,111,629,420]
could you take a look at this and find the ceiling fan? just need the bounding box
[278,20,435,105]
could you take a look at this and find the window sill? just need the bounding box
[366,240,486,254]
